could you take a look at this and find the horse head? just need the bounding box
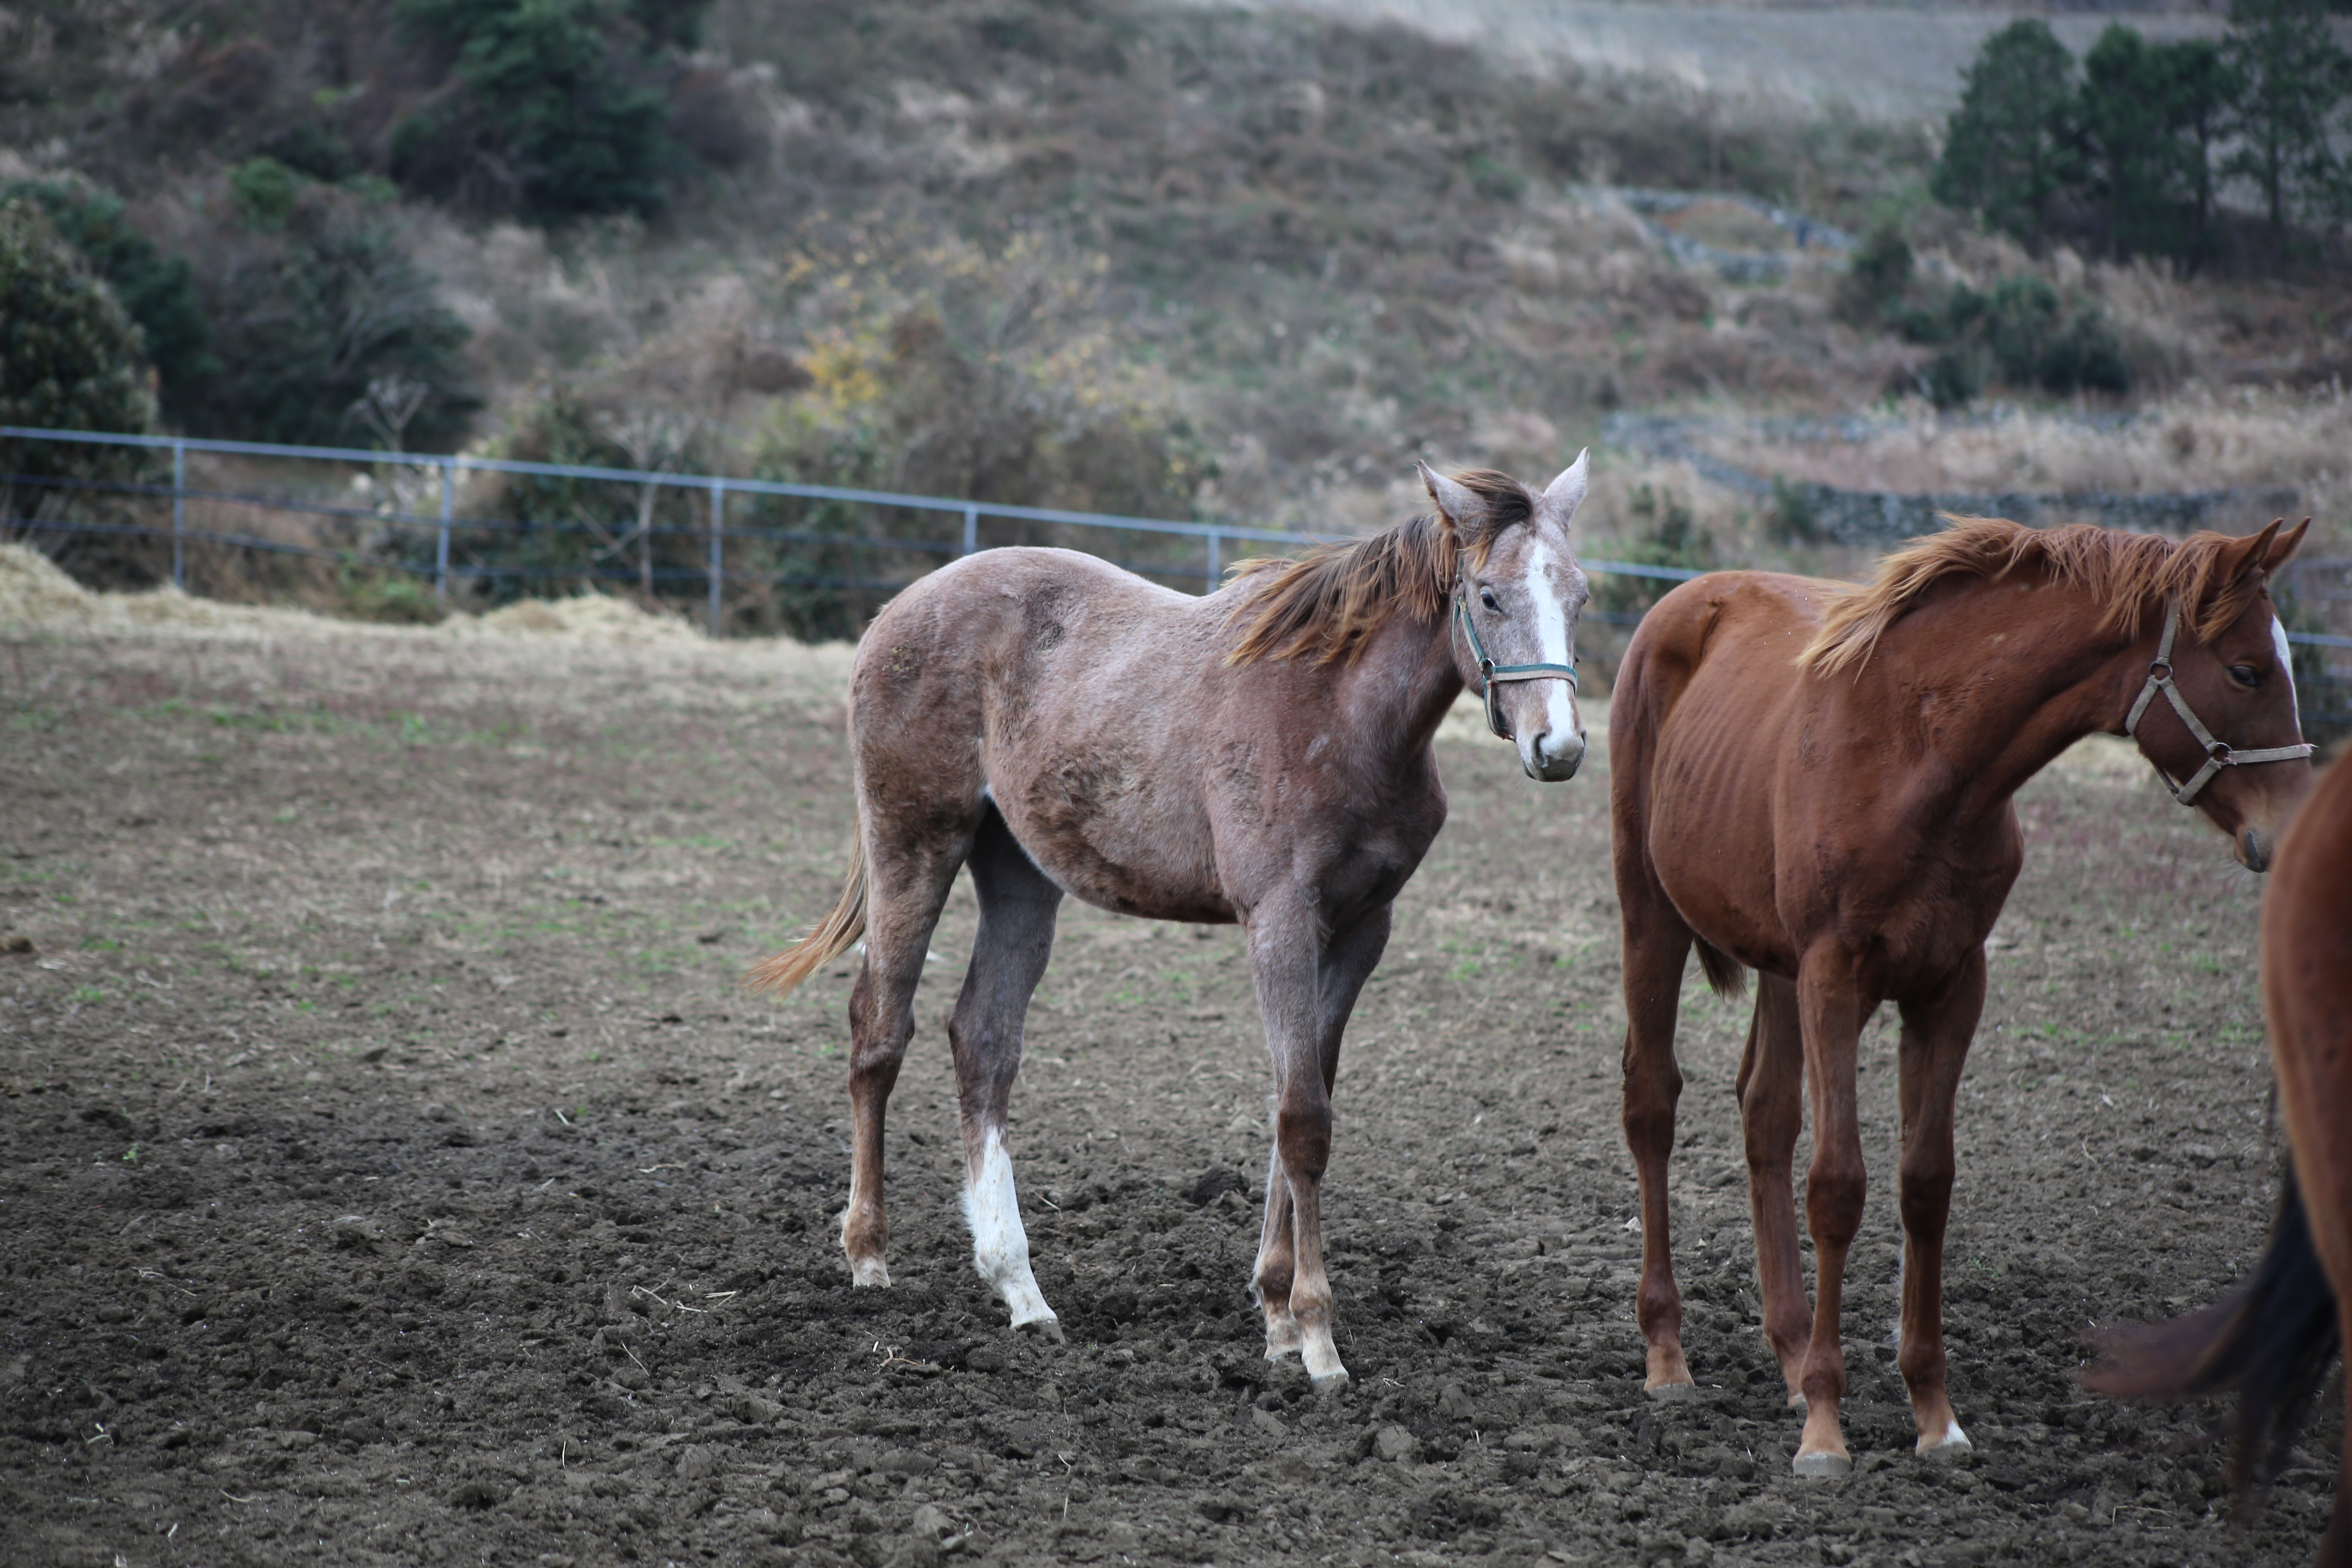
[1419,454,1593,782]
[2128,519,2315,871]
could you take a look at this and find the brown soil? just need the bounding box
[0,627,2336,1568]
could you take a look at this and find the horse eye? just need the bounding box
[2228,664,2260,689]
[1479,588,1501,613]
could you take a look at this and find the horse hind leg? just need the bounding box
[841,805,976,1288]
[947,804,1065,1339]
[1619,886,1694,1396]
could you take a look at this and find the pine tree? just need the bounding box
[2223,0,2352,235]
[1933,20,2080,247]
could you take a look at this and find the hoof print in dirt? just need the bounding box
[447,1479,507,1510]
[1185,1165,1248,1206]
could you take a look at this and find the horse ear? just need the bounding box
[1541,449,1589,526]
[2217,519,2283,584]
[1418,460,1483,534]
[2265,517,2311,571]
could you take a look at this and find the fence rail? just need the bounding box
[0,423,2343,728]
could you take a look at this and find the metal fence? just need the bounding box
[0,422,2343,729]
[0,424,1703,632]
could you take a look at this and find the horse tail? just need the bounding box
[2084,1169,2341,1504]
[744,831,868,1000]
[1693,937,1749,1000]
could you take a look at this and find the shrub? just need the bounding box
[0,178,218,429]
[1902,276,2129,406]
[0,198,161,582]
[1834,224,1915,326]
[192,176,476,448]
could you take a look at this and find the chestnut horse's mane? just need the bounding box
[1222,469,1532,667]
[1800,517,2274,677]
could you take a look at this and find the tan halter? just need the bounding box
[2124,599,2313,805]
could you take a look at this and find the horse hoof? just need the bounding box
[1644,1380,1698,1403]
[1918,1422,1972,1459]
[849,1259,891,1288]
[1264,1316,1303,1361]
[1791,1449,1852,1477]
[1309,1367,1351,1393]
[1013,1313,1064,1344]
[1785,1392,1808,1414]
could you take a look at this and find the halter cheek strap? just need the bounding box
[2124,599,2313,805]
[1453,589,1578,741]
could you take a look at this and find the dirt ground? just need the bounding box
[0,621,2338,1568]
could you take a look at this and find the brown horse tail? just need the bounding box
[2083,1170,2341,1510]
[744,832,867,1000]
[1693,938,1749,1000]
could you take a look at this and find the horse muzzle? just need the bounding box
[2236,825,2272,873]
[1521,728,1586,783]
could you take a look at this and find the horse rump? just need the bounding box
[744,832,868,1000]
[2085,1169,2341,1508]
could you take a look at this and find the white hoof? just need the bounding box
[1645,1381,1698,1403]
[1918,1421,1972,1459]
[849,1258,891,1288]
[998,1268,1059,1339]
[1792,1449,1852,1477]
[1301,1328,1348,1388]
[1264,1313,1303,1361]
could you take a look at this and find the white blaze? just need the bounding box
[2274,615,2301,728]
[1523,541,1580,750]
[962,1128,1056,1330]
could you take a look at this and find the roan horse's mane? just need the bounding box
[1222,469,1534,666]
[1800,516,2275,677]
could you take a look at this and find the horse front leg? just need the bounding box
[1895,953,1983,1459]
[1791,950,1871,1475]
[1740,972,1811,1407]
[1247,900,1385,1389]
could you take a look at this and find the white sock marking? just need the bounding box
[963,1129,1054,1328]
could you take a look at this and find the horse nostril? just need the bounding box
[2241,827,2271,873]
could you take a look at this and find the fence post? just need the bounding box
[962,504,978,557]
[435,460,454,604]
[170,439,186,591]
[708,480,726,636]
[1205,528,1221,592]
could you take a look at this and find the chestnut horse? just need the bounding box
[2088,751,2352,1566]
[1612,517,2312,1473]
[748,460,1594,1386]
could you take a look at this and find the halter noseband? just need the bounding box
[1453,588,1578,741]
[2124,599,2312,805]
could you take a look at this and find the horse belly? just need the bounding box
[990,770,1233,923]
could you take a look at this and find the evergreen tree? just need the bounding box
[2223,0,2352,234]
[2077,29,2237,263]
[392,0,682,218]
[0,199,155,459]
[1933,20,2080,246]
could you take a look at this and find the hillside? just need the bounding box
[3,0,2350,588]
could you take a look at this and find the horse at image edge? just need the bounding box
[747,459,1595,1387]
[2088,745,2352,1566]
[1612,517,2312,1473]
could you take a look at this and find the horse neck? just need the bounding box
[1336,604,1466,759]
[1865,575,2141,808]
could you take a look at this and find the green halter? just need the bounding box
[1454,588,1579,741]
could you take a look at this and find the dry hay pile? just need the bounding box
[0,544,702,645]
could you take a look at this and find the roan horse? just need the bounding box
[2087,749,2352,1566]
[748,459,1595,1386]
[1611,517,2312,1473]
